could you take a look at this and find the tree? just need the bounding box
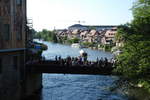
[132,0,150,18]
[51,31,58,43]
[114,0,150,91]
[34,29,58,43]
[67,38,80,44]
[132,0,150,36]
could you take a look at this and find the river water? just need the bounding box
[41,41,113,61]
[34,40,129,100]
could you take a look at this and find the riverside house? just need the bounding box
[101,27,117,45]
[55,24,118,46]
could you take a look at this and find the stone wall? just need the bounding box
[0,54,22,100]
[0,52,42,100]
[25,73,42,97]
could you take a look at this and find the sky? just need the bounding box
[27,0,135,31]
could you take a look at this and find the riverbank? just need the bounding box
[59,42,113,52]
[111,78,150,100]
[34,38,113,52]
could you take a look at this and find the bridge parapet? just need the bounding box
[26,60,114,75]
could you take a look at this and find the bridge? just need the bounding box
[26,60,114,75]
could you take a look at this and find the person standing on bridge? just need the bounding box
[83,52,88,63]
[79,49,88,63]
[55,56,58,61]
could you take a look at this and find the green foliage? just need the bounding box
[72,38,80,43]
[115,24,134,42]
[132,0,150,36]
[34,29,58,43]
[58,37,63,43]
[115,35,150,77]
[132,0,150,18]
[67,38,80,44]
[88,26,96,30]
[114,0,150,92]
[81,42,94,47]
[138,80,150,92]
[104,45,113,51]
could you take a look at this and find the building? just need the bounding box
[68,24,88,31]
[0,0,42,100]
[0,0,27,99]
[68,24,118,31]
[101,27,117,45]
[70,29,80,39]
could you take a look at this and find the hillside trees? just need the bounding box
[34,29,58,43]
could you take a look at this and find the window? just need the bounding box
[3,24,10,41]
[17,24,22,40]
[0,58,2,74]
[0,6,2,16]
[16,0,22,5]
[4,0,9,3]
[13,56,18,70]
[0,17,2,32]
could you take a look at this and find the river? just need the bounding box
[33,40,129,100]
[41,41,113,61]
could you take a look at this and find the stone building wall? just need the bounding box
[25,73,42,97]
[0,0,42,100]
[0,51,42,100]
[0,52,25,100]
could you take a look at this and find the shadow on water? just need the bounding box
[23,90,42,100]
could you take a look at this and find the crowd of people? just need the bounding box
[26,50,115,69]
[54,55,114,68]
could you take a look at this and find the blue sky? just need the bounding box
[27,0,135,31]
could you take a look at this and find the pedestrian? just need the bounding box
[55,55,58,61]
